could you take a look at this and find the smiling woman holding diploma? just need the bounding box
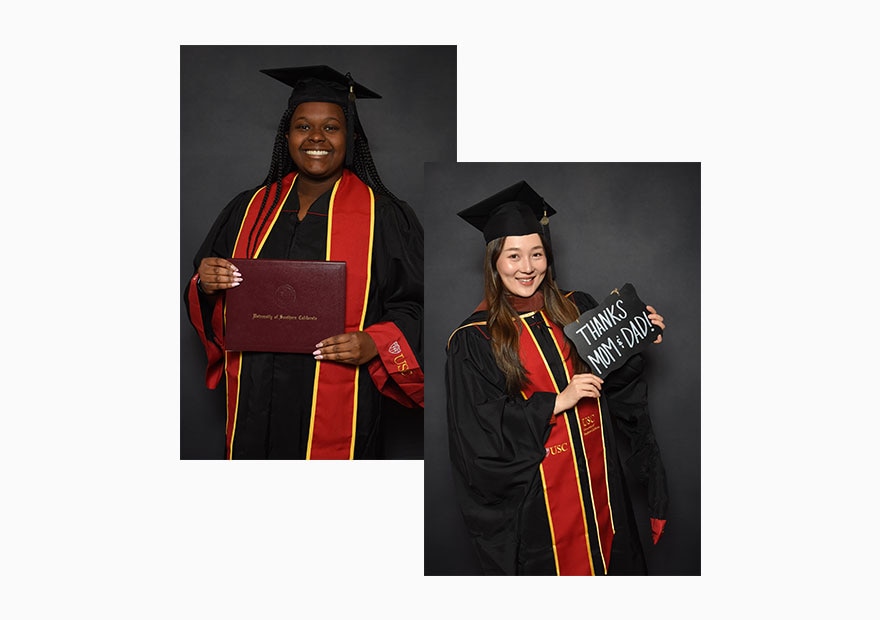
[185,65,423,460]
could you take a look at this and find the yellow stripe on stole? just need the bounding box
[542,309,616,539]
[520,317,569,575]
[225,177,295,459]
[230,178,294,258]
[540,310,598,574]
[305,178,375,460]
[350,187,375,458]
[225,351,242,460]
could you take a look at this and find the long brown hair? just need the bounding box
[484,234,586,394]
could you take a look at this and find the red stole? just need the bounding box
[223,170,374,460]
[518,310,615,575]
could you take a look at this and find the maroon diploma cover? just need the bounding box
[223,259,346,353]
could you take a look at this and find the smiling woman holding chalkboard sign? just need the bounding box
[445,180,668,576]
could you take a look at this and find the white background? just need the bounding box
[2,1,877,617]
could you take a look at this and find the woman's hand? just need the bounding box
[646,305,665,344]
[197,257,242,294]
[313,332,378,365]
[554,373,603,414]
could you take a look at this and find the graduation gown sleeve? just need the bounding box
[183,188,256,388]
[363,196,425,408]
[445,320,557,574]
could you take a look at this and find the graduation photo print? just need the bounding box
[423,162,700,576]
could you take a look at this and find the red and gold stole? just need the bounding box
[518,311,615,575]
[223,170,374,460]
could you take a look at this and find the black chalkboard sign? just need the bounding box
[563,283,662,378]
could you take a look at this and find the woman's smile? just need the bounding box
[287,101,347,181]
[496,233,547,297]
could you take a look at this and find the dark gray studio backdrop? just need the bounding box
[424,162,701,576]
[180,45,456,459]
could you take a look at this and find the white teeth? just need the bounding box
[304,150,330,155]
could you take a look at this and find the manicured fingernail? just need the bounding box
[233,271,241,277]
[231,282,240,287]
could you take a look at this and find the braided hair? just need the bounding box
[245,104,400,254]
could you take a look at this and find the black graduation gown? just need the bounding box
[185,177,424,459]
[445,291,668,575]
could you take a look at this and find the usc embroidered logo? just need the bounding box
[544,442,569,457]
[579,413,599,437]
[388,341,414,376]
[393,353,412,375]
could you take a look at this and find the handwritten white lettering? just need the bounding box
[572,299,628,346]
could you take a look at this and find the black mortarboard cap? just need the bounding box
[260,65,381,111]
[458,180,557,244]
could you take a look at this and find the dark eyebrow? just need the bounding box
[292,116,343,123]
[505,245,544,252]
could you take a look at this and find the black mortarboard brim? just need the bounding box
[260,65,381,110]
[457,180,557,244]
[260,65,381,166]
